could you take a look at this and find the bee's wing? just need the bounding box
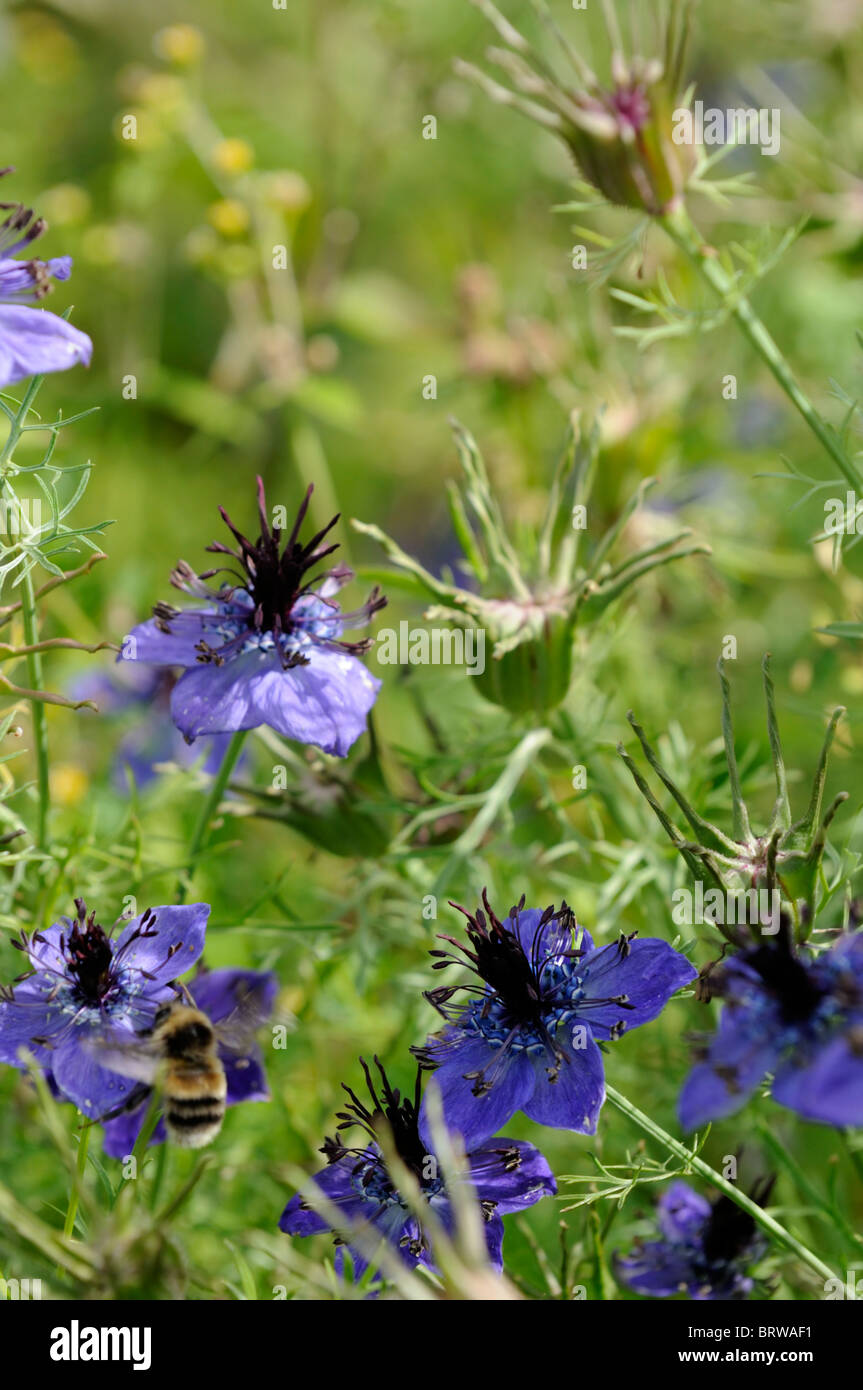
[211,979,275,1055]
[83,1029,162,1085]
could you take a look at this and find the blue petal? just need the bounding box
[221,1047,270,1103]
[419,1040,535,1149]
[113,903,209,988]
[615,1242,698,1298]
[189,967,278,1025]
[120,613,215,667]
[678,1004,780,1130]
[191,968,276,1103]
[0,304,91,386]
[25,921,68,975]
[52,1029,144,1119]
[170,646,380,755]
[101,1105,166,1159]
[575,936,696,1039]
[771,1030,863,1126]
[46,256,73,281]
[482,1212,505,1272]
[279,1157,370,1237]
[0,977,63,1065]
[506,905,592,964]
[522,1032,606,1133]
[656,1181,711,1241]
[466,1138,557,1212]
[823,932,863,984]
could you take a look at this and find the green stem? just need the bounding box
[62,1118,89,1243]
[660,204,863,492]
[840,1131,863,1186]
[149,1137,169,1212]
[605,1084,836,1285]
[178,728,248,902]
[0,374,43,467]
[21,568,50,847]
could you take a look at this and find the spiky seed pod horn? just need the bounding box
[457,0,698,216]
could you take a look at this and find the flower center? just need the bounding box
[206,478,340,640]
[325,1059,435,1196]
[699,1177,773,1274]
[63,899,114,1005]
[746,943,826,1025]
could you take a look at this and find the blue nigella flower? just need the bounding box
[415,891,696,1147]
[0,170,92,386]
[279,1057,556,1281]
[98,966,277,1157]
[614,1177,774,1300]
[0,898,208,1119]
[679,923,863,1130]
[120,478,386,757]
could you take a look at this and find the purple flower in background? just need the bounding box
[279,1058,555,1281]
[120,479,386,757]
[0,170,91,386]
[615,1178,774,1300]
[679,926,863,1130]
[415,892,695,1147]
[72,665,244,790]
[99,966,277,1156]
[0,899,208,1118]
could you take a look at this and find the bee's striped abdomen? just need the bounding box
[165,1095,226,1148]
[164,1062,227,1149]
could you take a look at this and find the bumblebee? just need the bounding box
[91,981,271,1148]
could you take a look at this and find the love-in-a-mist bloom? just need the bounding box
[0,171,92,386]
[99,966,277,1157]
[279,1057,555,1281]
[679,925,863,1130]
[0,899,208,1118]
[414,892,695,1147]
[615,1179,773,1300]
[121,479,385,756]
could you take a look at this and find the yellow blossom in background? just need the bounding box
[212,138,255,178]
[207,199,251,238]
[153,24,205,68]
[50,764,89,808]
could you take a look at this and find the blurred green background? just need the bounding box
[0,0,861,1299]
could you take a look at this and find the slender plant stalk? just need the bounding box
[660,204,863,492]
[20,568,50,846]
[149,1137,170,1213]
[605,1084,836,1285]
[0,374,42,467]
[62,1117,90,1244]
[178,728,248,901]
